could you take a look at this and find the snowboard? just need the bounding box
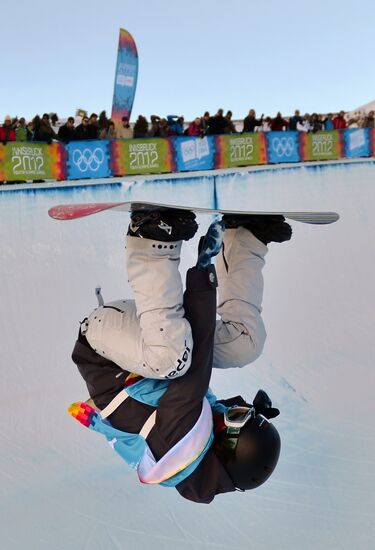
[48,201,339,225]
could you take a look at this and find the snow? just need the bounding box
[1,160,375,550]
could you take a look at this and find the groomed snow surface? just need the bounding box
[1,161,374,550]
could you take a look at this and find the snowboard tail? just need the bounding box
[48,201,340,225]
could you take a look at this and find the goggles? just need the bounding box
[223,405,255,434]
[214,406,257,468]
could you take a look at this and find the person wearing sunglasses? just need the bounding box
[69,210,290,502]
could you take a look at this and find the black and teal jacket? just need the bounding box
[71,264,238,503]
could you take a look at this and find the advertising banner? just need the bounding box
[110,138,175,176]
[300,131,343,162]
[369,128,375,157]
[172,136,215,171]
[66,140,112,179]
[111,28,138,129]
[0,142,65,182]
[0,144,5,181]
[343,128,371,158]
[215,133,267,168]
[267,131,300,163]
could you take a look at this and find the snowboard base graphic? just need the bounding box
[48,201,339,225]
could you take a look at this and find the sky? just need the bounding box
[1,0,375,122]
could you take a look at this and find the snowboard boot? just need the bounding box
[222,214,292,245]
[128,208,198,242]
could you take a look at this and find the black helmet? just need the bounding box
[214,390,281,490]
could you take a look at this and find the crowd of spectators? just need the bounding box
[1,108,375,145]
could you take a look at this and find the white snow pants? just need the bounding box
[83,228,267,379]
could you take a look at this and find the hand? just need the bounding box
[252,389,280,419]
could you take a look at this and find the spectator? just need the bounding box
[99,122,109,139]
[310,113,323,133]
[117,116,133,139]
[187,117,204,137]
[346,116,359,129]
[26,120,34,140]
[242,109,262,133]
[288,110,303,131]
[33,113,58,143]
[57,117,76,143]
[271,112,288,131]
[100,120,117,140]
[0,115,16,144]
[361,110,375,128]
[75,116,90,140]
[201,111,210,135]
[332,111,347,130]
[167,115,184,135]
[158,118,170,138]
[208,109,227,135]
[98,110,109,133]
[50,113,59,128]
[259,116,272,132]
[87,113,99,139]
[323,113,334,131]
[15,117,31,141]
[297,113,312,132]
[133,115,149,138]
[149,115,161,137]
[225,110,237,134]
[257,116,272,132]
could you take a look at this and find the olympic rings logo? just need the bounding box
[72,147,105,172]
[271,137,295,157]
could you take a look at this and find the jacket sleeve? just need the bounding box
[153,264,218,446]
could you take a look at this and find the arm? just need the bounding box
[155,265,218,445]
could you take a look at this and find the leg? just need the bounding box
[84,208,198,379]
[213,227,267,369]
[126,236,193,379]
[84,237,192,379]
[213,215,292,369]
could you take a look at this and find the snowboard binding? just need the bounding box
[128,207,198,242]
[222,214,292,245]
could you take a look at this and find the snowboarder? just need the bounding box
[70,208,291,503]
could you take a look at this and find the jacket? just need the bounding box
[242,116,262,133]
[117,125,133,139]
[207,115,227,135]
[186,122,202,137]
[15,125,31,141]
[332,116,346,129]
[33,120,57,143]
[71,264,236,503]
[57,124,76,143]
[167,116,184,135]
[271,117,288,131]
[0,124,16,144]
[75,123,90,141]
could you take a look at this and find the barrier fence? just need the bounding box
[1,129,374,183]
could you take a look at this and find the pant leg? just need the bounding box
[84,236,193,379]
[213,227,267,369]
